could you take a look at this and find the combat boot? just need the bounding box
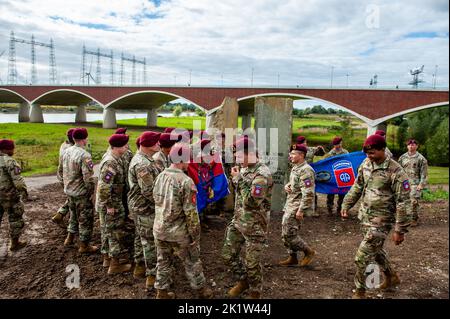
[352,288,366,299]
[51,212,65,228]
[145,275,156,290]
[196,286,213,299]
[78,241,99,254]
[228,280,249,297]
[247,291,261,299]
[102,254,111,267]
[133,261,146,279]
[156,289,176,299]
[299,247,316,267]
[379,271,400,290]
[107,257,132,275]
[64,232,75,247]
[278,253,298,266]
[9,237,27,251]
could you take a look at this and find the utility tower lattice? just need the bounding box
[81,46,114,85]
[120,53,146,85]
[8,31,57,84]
[409,65,425,89]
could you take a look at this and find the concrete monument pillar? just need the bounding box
[29,104,44,123]
[103,107,117,129]
[206,96,239,134]
[242,113,252,130]
[18,102,30,122]
[147,108,158,127]
[367,122,387,137]
[75,105,87,123]
[254,97,293,212]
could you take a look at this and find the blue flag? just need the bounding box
[310,151,367,195]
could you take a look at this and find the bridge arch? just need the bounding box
[30,88,104,106]
[0,88,30,104]
[236,92,373,124]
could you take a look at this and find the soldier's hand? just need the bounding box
[284,184,292,194]
[393,232,404,245]
[106,207,116,216]
[231,166,240,177]
[340,209,348,219]
[295,210,304,221]
[417,184,423,191]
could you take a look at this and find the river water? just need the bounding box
[0,112,197,123]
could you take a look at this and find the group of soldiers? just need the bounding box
[0,124,428,299]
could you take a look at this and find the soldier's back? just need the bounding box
[62,145,93,196]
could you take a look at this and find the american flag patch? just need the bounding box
[403,180,410,191]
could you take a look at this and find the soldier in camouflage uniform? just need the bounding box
[341,134,411,299]
[398,139,428,226]
[153,143,213,299]
[375,130,393,158]
[97,133,133,274]
[128,131,162,288]
[279,144,316,267]
[61,128,98,253]
[215,132,236,219]
[222,137,273,299]
[0,139,28,252]
[153,133,176,171]
[324,137,349,216]
[52,128,75,228]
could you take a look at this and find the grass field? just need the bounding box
[428,166,449,185]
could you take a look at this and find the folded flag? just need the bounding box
[188,155,230,213]
[310,151,367,195]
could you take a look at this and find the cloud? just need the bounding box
[0,0,448,101]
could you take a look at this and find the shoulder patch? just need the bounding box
[303,178,312,188]
[402,180,410,191]
[252,184,264,197]
[85,158,94,169]
[103,170,114,183]
[14,166,21,175]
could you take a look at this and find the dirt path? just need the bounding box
[0,183,448,299]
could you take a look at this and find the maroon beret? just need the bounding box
[375,130,386,137]
[234,137,256,153]
[67,128,75,144]
[0,139,15,150]
[72,128,88,140]
[164,127,176,133]
[140,131,161,147]
[296,136,306,144]
[169,144,191,163]
[115,127,127,135]
[159,133,177,148]
[290,144,308,154]
[363,134,386,151]
[136,136,141,149]
[407,139,418,145]
[332,137,342,145]
[109,134,129,148]
[200,139,211,150]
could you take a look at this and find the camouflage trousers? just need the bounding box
[281,209,308,255]
[354,225,394,290]
[0,199,25,239]
[58,198,70,216]
[67,195,94,242]
[134,214,157,276]
[410,184,422,221]
[222,223,266,293]
[98,206,126,257]
[154,238,206,290]
[133,215,144,264]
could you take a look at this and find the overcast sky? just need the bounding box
[0,0,448,108]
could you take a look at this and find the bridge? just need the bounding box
[0,85,448,133]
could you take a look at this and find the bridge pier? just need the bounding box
[75,105,87,123]
[206,97,239,134]
[103,108,117,129]
[18,103,30,122]
[367,122,387,137]
[241,113,252,130]
[29,104,44,123]
[147,108,158,127]
[254,97,293,212]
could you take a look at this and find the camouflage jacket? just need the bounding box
[232,161,273,237]
[385,147,393,158]
[284,161,315,214]
[57,141,72,182]
[128,151,161,217]
[398,152,428,187]
[153,150,171,172]
[305,146,325,164]
[324,147,349,159]
[96,152,126,212]
[0,151,27,201]
[342,157,411,234]
[62,145,95,197]
[153,168,200,243]
[103,147,133,176]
